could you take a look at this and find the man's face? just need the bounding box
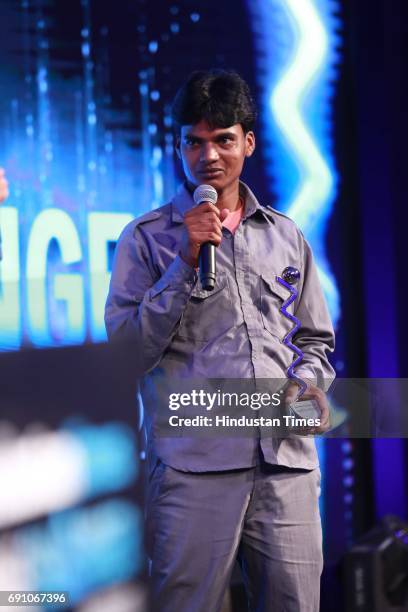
[176,120,255,192]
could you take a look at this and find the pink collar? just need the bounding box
[221,204,244,234]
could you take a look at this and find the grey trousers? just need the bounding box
[145,459,323,612]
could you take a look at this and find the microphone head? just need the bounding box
[193,184,218,206]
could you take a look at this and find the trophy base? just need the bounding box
[289,399,321,421]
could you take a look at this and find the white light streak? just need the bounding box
[0,431,88,529]
[271,0,333,230]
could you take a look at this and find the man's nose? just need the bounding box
[199,142,219,163]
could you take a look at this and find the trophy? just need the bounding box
[276,266,321,425]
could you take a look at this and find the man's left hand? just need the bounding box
[284,380,331,435]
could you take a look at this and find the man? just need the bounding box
[105,70,335,612]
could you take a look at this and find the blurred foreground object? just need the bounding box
[0,342,148,612]
[344,515,408,611]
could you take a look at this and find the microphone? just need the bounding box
[193,184,218,291]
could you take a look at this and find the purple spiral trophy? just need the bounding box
[276,266,321,423]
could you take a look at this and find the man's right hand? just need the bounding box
[179,203,229,268]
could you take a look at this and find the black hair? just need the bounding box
[171,69,257,135]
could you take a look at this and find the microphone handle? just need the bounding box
[199,242,216,291]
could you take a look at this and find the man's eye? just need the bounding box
[219,137,233,144]
[185,138,198,146]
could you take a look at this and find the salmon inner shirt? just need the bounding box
[221,203,244,234]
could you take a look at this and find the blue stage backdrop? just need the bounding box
[0,0,341,350]
[0,0,351,563]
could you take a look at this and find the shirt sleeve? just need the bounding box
[104,220,197,374]
[293,236,336,391]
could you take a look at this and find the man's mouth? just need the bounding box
[198,169,223,176]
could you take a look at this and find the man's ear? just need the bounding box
[175,137,182,159]
[245,131,256,158]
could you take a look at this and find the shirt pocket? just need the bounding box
[177,273,233,342]
[260,274,296,341]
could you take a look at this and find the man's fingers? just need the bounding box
[198,202,220,216]
[284,383,300,406]
[185,202,220,218]
[307,392,331,435]
[185,211,222,234]
[180,201,224,265]
[186,215,223,246]
[191,215,222,230]
[312,416,331,435]
[193,232,222,246]
[284,381,331,436]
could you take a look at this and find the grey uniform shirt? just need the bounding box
[105,181,335,473]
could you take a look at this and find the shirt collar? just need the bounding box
[171,180,275,224]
